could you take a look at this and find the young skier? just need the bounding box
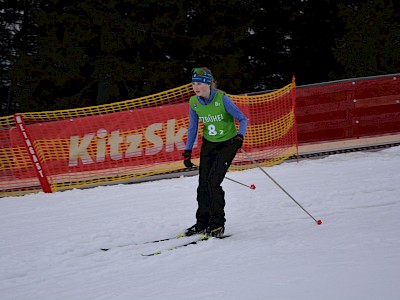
[182,67,248,237]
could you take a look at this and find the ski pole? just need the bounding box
[240,148,322,225]
[225,176,256,190]
[190,164,256,190]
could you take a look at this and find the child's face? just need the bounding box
[192,82,211,98]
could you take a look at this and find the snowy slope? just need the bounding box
[1,147,400,300]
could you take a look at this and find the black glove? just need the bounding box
[182,150,194,168]
[232,134,244,149]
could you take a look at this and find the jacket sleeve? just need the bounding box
[185,106,199,150]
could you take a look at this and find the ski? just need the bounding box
[141,234,231,256]
[100,233,188,251]
[144,233,187,244]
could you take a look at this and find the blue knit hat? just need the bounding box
[192,68,212,85]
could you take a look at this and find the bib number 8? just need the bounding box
[207,124,223,136]
[208,124,217,136]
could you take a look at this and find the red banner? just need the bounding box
[15,103,196,177]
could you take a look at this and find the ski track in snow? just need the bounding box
[0,147,400,299]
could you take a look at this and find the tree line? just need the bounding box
[0,0,399,115]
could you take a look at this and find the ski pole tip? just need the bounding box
[250,184,256,190]
[317,219,322,225]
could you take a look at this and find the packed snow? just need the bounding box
[1,146,400,300]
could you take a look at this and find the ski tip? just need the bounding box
[142,251,161,257]
[176,233,186,238]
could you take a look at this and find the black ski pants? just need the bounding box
[196,137,240,228]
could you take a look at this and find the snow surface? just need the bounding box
[1,147,400,300]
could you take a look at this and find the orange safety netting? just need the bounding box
[0,80,297,197]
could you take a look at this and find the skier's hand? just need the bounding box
[182,150,194,168]
[232,134,244,149]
